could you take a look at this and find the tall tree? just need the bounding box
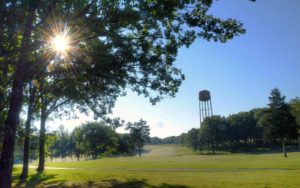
[261,88,298,157]
[126,119,150,157]
[19,82,37,180]
[0,1,39,185]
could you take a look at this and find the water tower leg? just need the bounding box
[210,99,213,115]
[199,101,202,127]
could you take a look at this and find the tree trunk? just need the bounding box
[212,142,215,154]
[37,104,47,172]
[20,86,36,180]
[282,139,287,158]
[138,146,141,157]
[0,2,38,187]
[0,79,24,187]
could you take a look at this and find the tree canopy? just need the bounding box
[126,119,150,157]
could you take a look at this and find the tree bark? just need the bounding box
[37,103,47,172]
[0,79,24,187]
[282,139,287,158]
[20,86,36,180]
[0,2,38,186]
[138,146,141,157]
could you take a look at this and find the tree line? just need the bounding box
[151,89,300,157]
[13,120,150,163]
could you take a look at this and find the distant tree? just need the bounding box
[290,98,300,150]
[46,132,58,163]
[126,119,150,157]
[150,137,162,145]
[177,133,188,145]
[53,126,70,162]
[252,108,268,143]
[71,127,85,161]
[200,116,228,154]
[227,111,257,147]
[117,134,135,155]
[186,128,200,151]
[261,88,298,157]
[80,122,118,159]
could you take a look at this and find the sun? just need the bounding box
[50,33,70,54]
[42,20,82,65]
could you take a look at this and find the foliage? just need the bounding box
[290,98,300,127]
[260,89,298,139]
[227,111,260,147]
[199,116,228,153]
[126,119,150,156]
[186,128,200,151]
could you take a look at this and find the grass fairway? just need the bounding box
[13,145,300,187]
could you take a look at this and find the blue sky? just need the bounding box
[50,0,300,138]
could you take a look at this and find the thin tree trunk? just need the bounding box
[138,146,141,157]
[0,2,38,185]
[20,86,36,180]
[282,139,287,158]
[37,104,47,172]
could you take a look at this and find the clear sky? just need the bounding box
[48,0,300,138]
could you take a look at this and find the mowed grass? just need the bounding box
[12,145,300,187]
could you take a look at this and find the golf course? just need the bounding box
[13,145,300,188]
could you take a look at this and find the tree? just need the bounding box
[126,119,150,157]
[20,82,37,180]
[53,126,70,162]
[117,134,135,155]
[0,0,253,186]
[46,132,58,163]
[199,116,228,154]
[290,98,300,150]
[75,122,118,159]
[227,111,257,147]
[261,88,298,157]
[186,128,200,151]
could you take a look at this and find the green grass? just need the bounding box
[12,145,300,187]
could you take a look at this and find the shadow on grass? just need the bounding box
[15,172,60,188]
[101,179,191,188]
[230,146,300,155]
[16,177,191,188]
[195,146,300,155]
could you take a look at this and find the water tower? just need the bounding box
[198,90,213,126]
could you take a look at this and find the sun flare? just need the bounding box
[50,33,70,54]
